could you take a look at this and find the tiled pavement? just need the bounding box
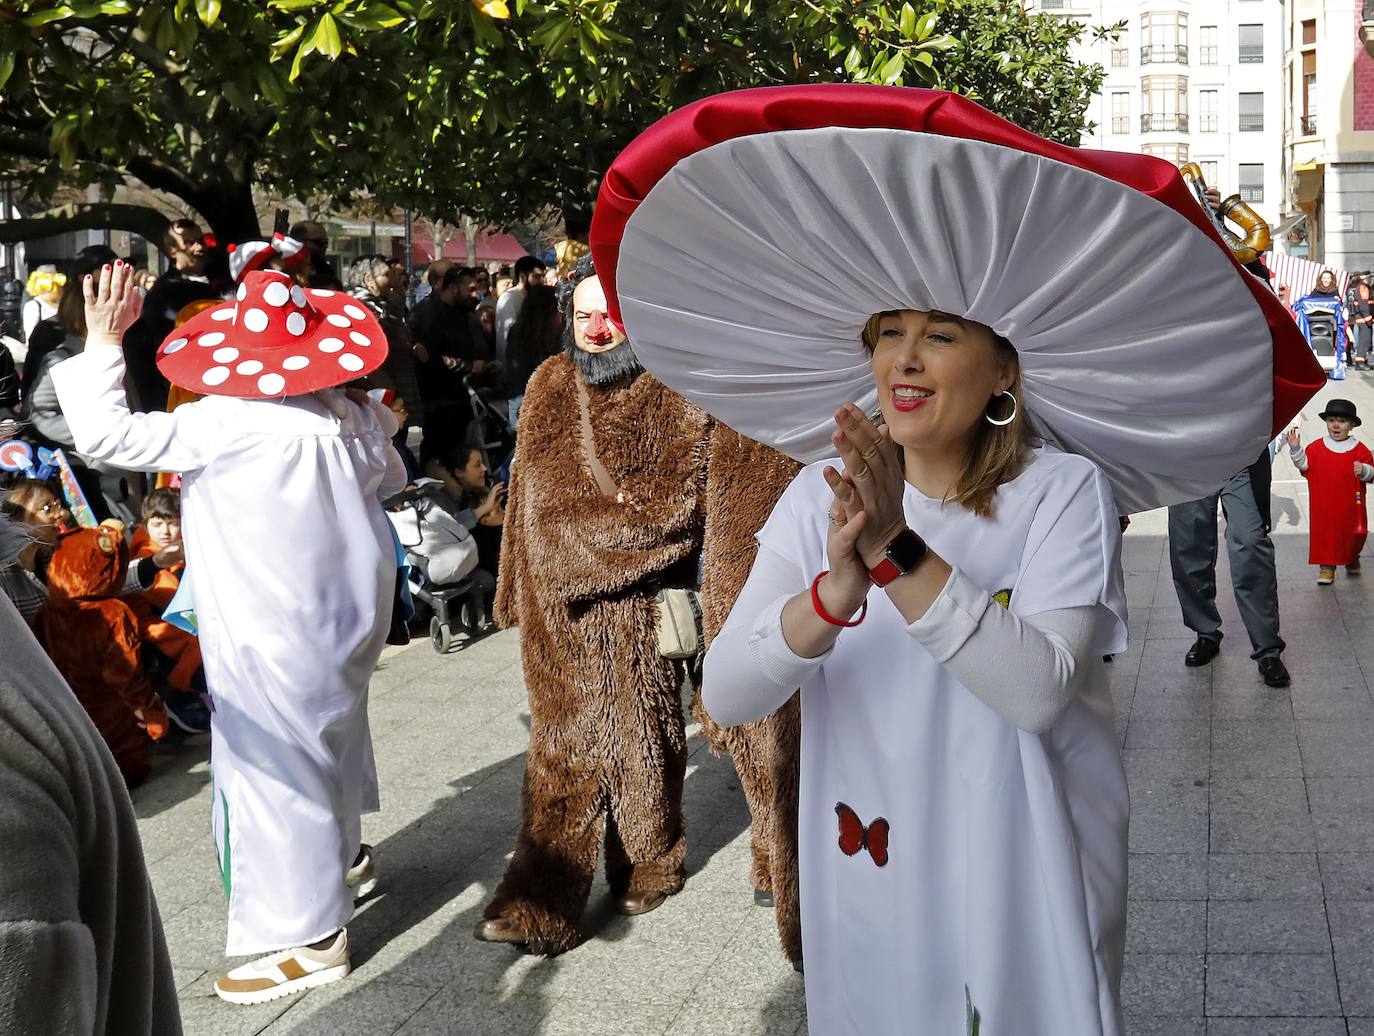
[141,375,1374,1034]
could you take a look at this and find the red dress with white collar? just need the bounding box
[1301,436,1373,565]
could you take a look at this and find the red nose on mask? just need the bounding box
[584,310,614,345]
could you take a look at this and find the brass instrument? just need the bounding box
[1179,162,1272,265]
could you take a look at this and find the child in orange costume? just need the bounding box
[38,526,169,786]
[126,487,202,693]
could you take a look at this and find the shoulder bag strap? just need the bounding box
[575,374,622,500]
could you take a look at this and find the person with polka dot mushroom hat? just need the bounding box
[49,261,409,1004]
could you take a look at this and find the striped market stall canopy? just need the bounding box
[1266,252,1353,301]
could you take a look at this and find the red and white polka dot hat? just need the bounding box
[155,269,386,398]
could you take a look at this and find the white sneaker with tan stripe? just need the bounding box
[213,929,350,1005]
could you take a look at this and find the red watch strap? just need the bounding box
[868,557,903,588]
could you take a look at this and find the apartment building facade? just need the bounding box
[1285,0,1374,270]
[1026,0,1286,230]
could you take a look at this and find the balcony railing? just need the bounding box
[1238,113,1264,131]
[1141,44,1189,64]
[1199,45,1217,64]
[1239,185,1264,202]
[1199,114,1218,132]
[1141,112,1189,132]
[1111,116,1130,134]
[1238,44,1264,63]
[1301,112,1318,135]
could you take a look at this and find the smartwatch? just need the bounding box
[867,527,929,588]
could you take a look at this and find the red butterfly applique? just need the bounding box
[835,802,889,867]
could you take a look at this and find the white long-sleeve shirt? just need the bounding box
[704,545,1100,736]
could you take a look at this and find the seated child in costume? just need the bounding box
[126,487,210,732]
[1288,398,1374,584]
[37,525,169,787]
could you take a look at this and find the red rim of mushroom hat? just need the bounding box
[588,84,1324,444]
[156,269,386,399]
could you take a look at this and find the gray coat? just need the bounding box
[0,548,182,1035]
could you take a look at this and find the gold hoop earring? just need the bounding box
[985,391,1017,427]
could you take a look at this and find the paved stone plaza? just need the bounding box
[137,377,1374,1035]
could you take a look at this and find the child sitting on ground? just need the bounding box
[1288,398,1374,584]
[126,487,209,732]
[38,525,169,786]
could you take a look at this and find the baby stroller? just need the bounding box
[458,362,515,470]
[386,481,484,653]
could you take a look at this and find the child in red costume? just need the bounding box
[126,487,203,694]
[38,526,169,786]
[1288,398,1374,584]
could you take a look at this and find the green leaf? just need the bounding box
[315,13,343,57]
[899,3,916,37]
[915,11,938,41]
[0,50,14,92]
[289,35,317,80]
[195,0,223,26]
[22,6,77,28]
[879,50,904,84]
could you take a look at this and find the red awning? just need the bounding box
[393,229,530,266]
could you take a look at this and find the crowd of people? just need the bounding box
[0,83,1351,1036]
[0,217,564,793]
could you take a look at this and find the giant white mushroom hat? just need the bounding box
[589,85,1323,513]
[156,269,386,398]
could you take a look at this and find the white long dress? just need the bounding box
[52,348,407,955]
[716,448,1130,1035]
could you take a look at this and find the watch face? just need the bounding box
[886,528,928,571]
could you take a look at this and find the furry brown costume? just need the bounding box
[698,424,805,963]
[484,353,710,954]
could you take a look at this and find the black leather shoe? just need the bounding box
[1258,656,1291,688]
[1184,635,1221,667]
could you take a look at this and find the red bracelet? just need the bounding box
[810,571,868,627]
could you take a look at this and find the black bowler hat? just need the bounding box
[1319,399,1362,427]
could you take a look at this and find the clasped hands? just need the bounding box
[820,404,908,615]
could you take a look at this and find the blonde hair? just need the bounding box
[861,312,1030,519]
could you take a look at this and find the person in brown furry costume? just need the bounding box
[697,424,805,966]
[474,256,710,955]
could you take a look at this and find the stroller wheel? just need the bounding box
[429,616,454,654]
[458,597,485,636]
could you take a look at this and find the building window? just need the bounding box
[1198,90,1218,132]
[1141,11,1189,64]
[1111,47,1129,68]
[1141,75,1189,132]
[1238,24,1263,64]
[1238,91,1263,132]
[1143,143,1190,165]
[1111,92,1130,134]
[1301,19,1316,46]
[1199,26,1217,65]
[1199,160,1218,185]
[1238,163,1263,202]
[1301,50,1317,135]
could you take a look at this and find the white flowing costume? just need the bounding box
[711,450,1129,1034]
[52,348,406,955]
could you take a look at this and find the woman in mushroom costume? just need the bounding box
[590,86,1322,1033]
[51,262,407,1005]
